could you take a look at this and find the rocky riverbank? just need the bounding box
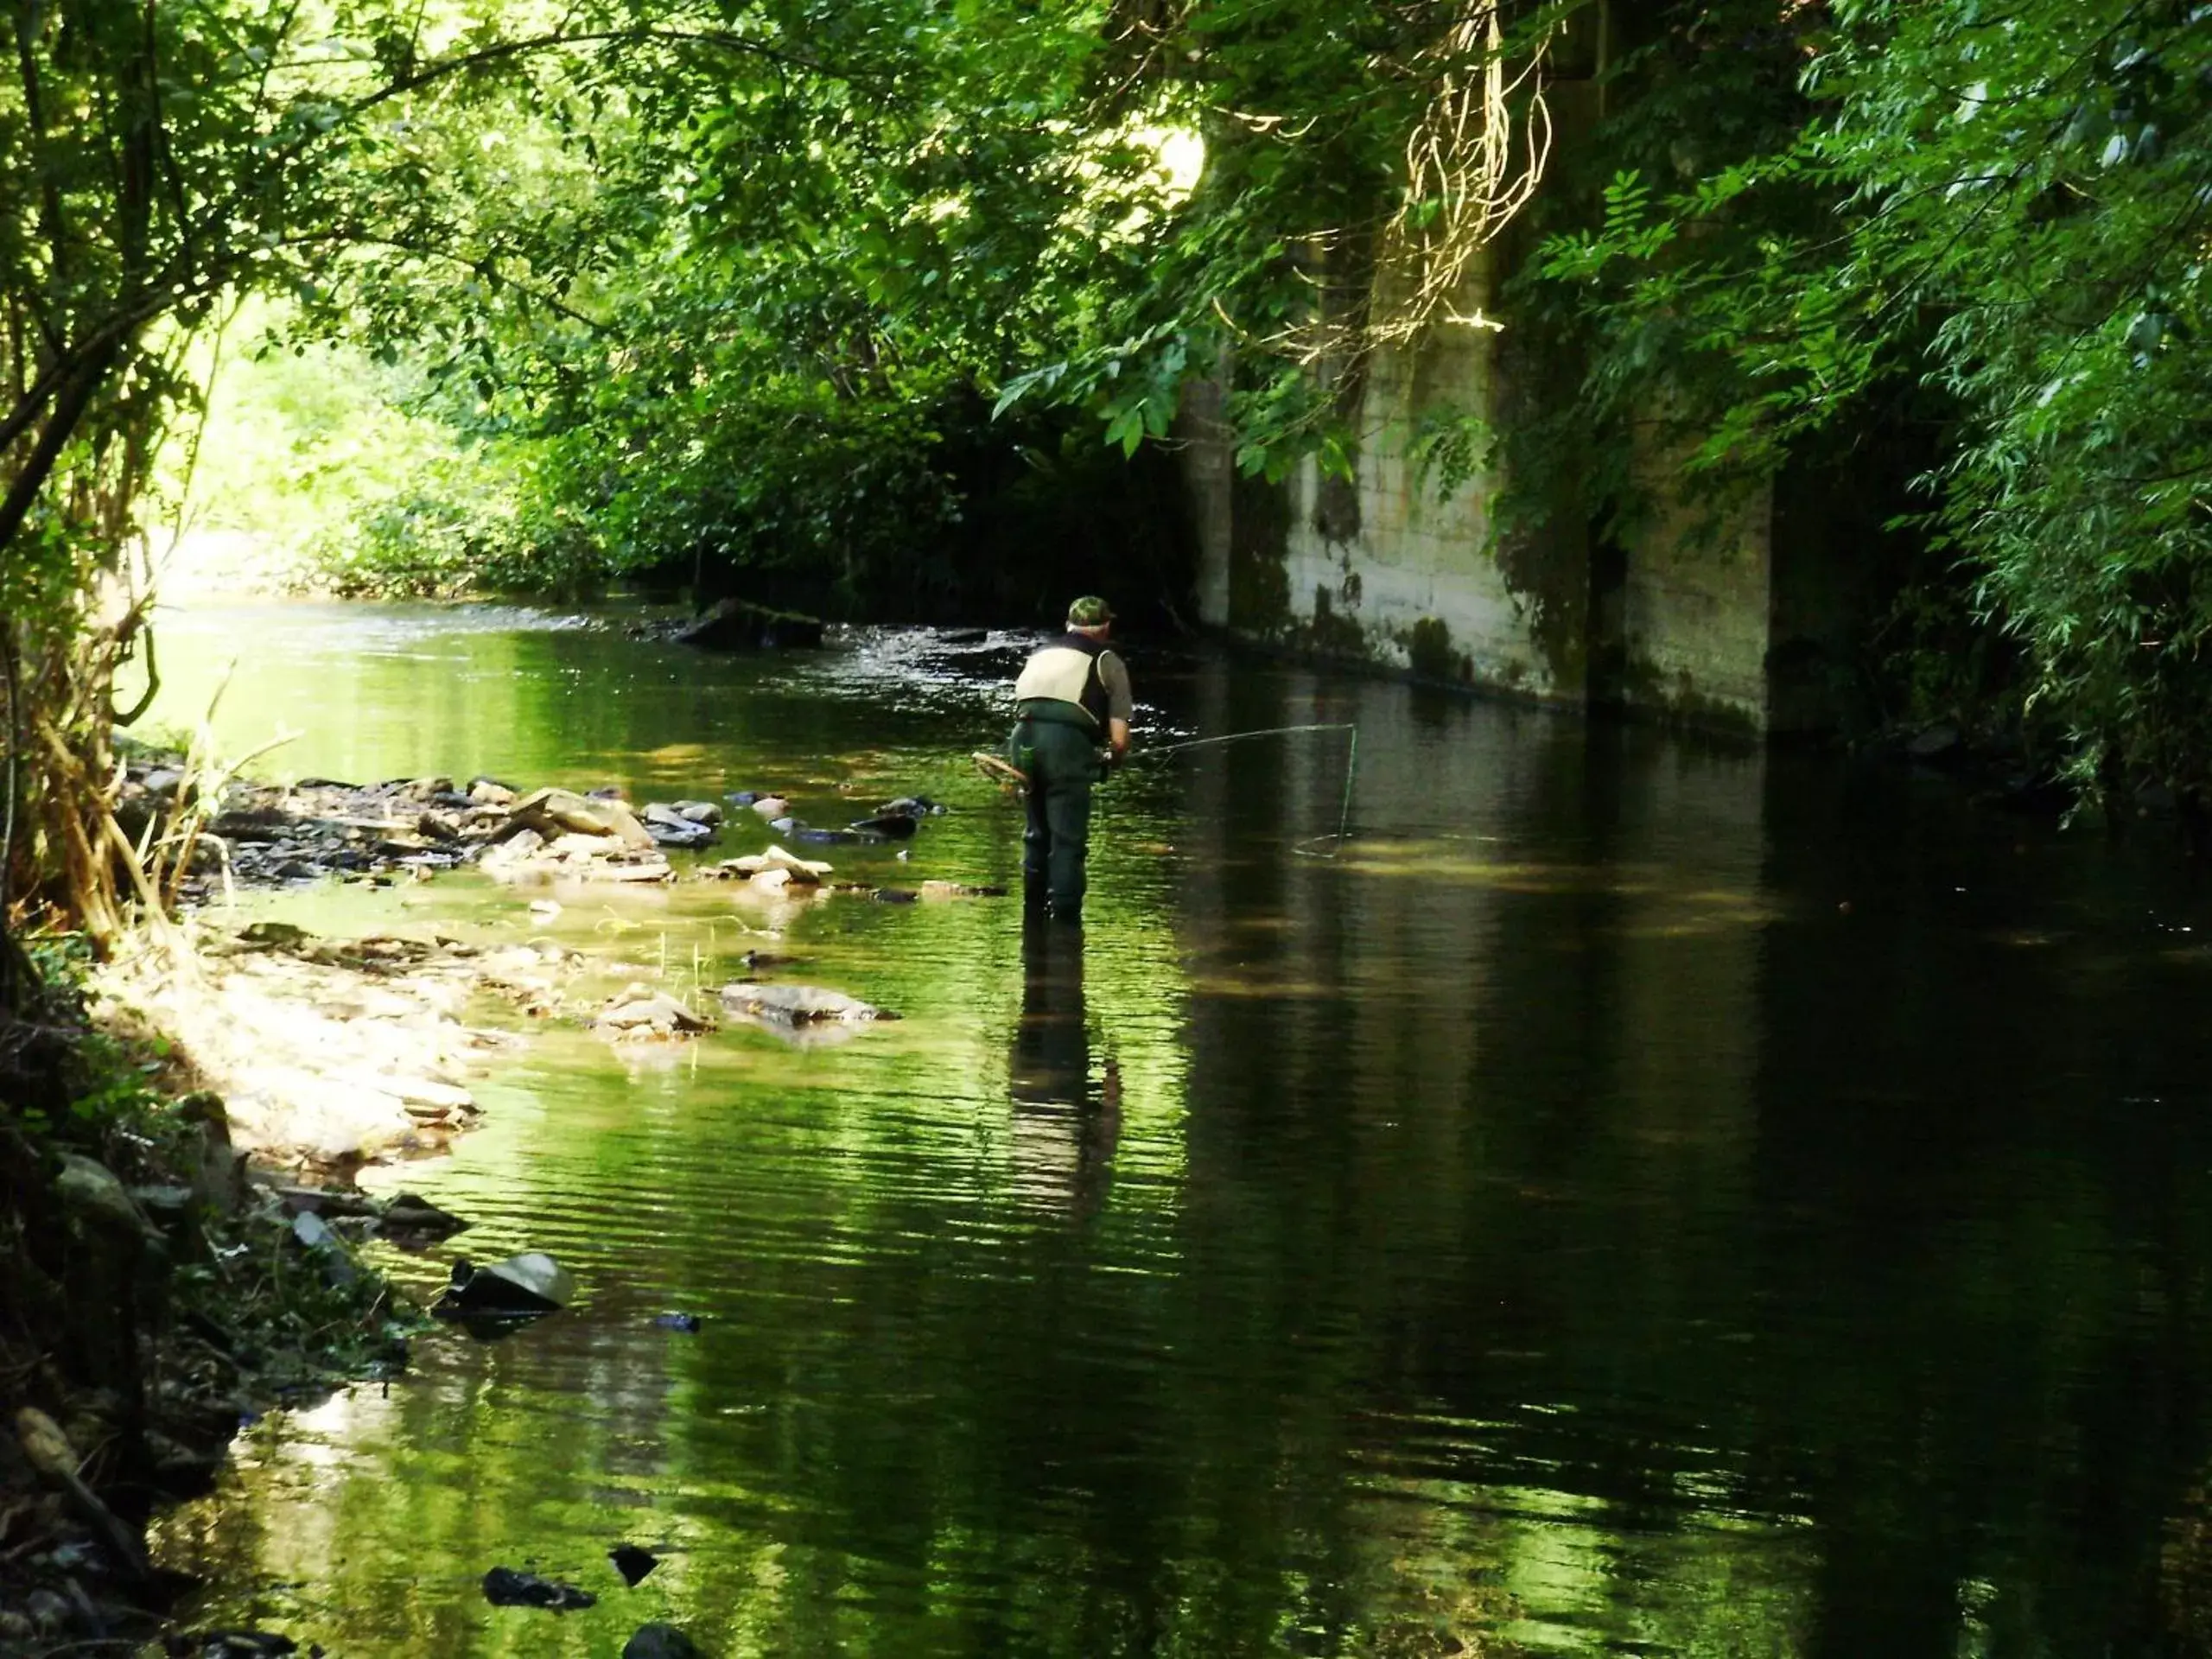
[0,964,435,1656]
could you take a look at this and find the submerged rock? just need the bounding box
[624,1623,702,1659]
[918,880,1008,899]
[171,1632,299,1656]
[847,813,918,840]
[670,595,824,651]
[481,1566,595,1611]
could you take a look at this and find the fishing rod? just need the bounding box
[976,721,1360,857]
[1137,721,1358,859]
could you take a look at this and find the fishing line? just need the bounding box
[1139,721,1358,859]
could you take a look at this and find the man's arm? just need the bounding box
[1101,651,1134,759]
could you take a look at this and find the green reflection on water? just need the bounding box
[141,603,2212,1657]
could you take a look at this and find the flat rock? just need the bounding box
[596,987,715,1038]
[504,787,654,849]
[718,982,893,1026]
[641,804,716,848]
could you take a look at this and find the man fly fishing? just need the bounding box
[1008,596,1132,925]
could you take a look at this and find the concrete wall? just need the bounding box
[1612,442,1774,731]
[1179,284,1804,736]
[1277,255,1569,701]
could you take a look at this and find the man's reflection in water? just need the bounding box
[1007,912,1121,1221]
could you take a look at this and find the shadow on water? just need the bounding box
[142,603,2212,1657]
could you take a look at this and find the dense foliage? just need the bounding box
[1535,0,2212,796]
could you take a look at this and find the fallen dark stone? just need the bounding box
[209,809,289,840]
[624,1623,702,1659]
[272,1185,380,1219]
[435,1251,574,1319]
[609,1541,661,1586]
[168,1631,298,1656]
[671,596,825,652]
[482,1566,595,1611]
[1905,721,1961,761]
[653,1313,702,1333]
[381,1193,468,1238]
[295,777,360,790]
[788,826,863,845]
[847,814,918,840]
[872,888,920,905]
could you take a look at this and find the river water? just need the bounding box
[139,601,2212,1657]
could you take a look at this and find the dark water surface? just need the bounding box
[142,603,2212,1656]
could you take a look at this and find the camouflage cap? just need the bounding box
[1066,595,1116,628]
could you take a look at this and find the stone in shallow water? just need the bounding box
[481,1566,594,1611]
[435,1251,574,1319]
[596,986,714,1039]
[624,1624,702,1659]
[717,982,895,1026]
[502,785,653,849]
[175,1631,297,1656]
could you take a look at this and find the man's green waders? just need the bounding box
[1008,704,1104,920]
